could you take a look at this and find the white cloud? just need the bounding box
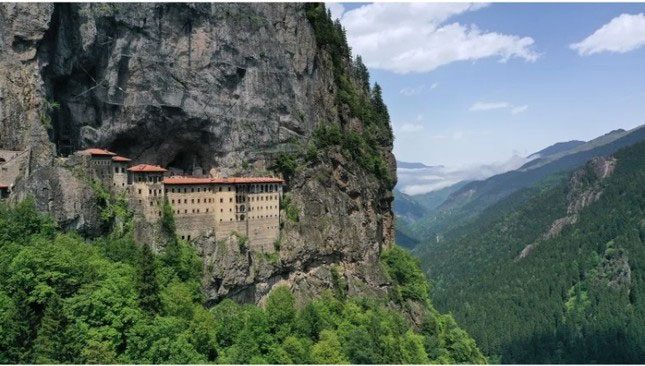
[469,101,529,114]
[396,152,536,195]
[399,123,424,132]
[400,85,425,96]
[511,105,529,115]
[340,3,538,74]
[469,101,510,111]
[325,3,345,20]
[399,83,439,96]
[402,180,461,195]
[571,13,645,55]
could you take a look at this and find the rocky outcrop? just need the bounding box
[517,156,617,260]
[11,159,103,237]
[0,3,396,305]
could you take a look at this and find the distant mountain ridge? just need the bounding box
[394,124,645,248]
[527,140,585,160]
[441,124,644,212]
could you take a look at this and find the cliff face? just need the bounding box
[0,3,396,304]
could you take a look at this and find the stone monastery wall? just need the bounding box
[83,148,283,251]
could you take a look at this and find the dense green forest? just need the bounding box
[0,196,486,363]
[417,141,645,363]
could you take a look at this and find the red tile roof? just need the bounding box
[163,176,284,185]
[79,148,116,157]
[163,177,216,185]
[0,184,8,189]
[112,156,131,162]
[127,164,167,173]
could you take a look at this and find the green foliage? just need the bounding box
[40,99,60,130]
[281,195,300,223]
[417,141,645,363]
[0,199,485,364]
[311,330,348,364]
[305,3,350,72]
[233,232,249,252]
[270,152,298,181]
[312,124,393,187]
[137,244,161,314]
[330,265,347,300]
[160,198,176,238]
[89,180,133,235]
[381,246,430,303]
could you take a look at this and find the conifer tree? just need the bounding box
[354,56,370,92]
[371,83,390,125]
[137,244,161,314]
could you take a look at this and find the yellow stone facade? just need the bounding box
[77,149,283,251]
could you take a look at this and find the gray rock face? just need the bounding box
[10,158,103,237]
[0,3,396,305]
[516,156,617,261]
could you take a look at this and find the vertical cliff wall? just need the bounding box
[0,3,396,304]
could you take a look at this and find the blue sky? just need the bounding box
[331,3,645,167]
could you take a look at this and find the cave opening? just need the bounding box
[168,149,207,176]
[37,3,103,157]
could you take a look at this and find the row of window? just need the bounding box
[175,208,211,214]
[170,197,233,205]
[236,194,279,203]
[168,186,232,193]
[247,205,278,211]
[135,175,163,183]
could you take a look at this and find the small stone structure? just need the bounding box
[76,148,283,251]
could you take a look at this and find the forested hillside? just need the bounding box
[0,198,486,364]
[408,125,644,244]
[417,141,645,363]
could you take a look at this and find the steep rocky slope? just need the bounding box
[0,3,396,305]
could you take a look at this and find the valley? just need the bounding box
[395,127,645,362]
